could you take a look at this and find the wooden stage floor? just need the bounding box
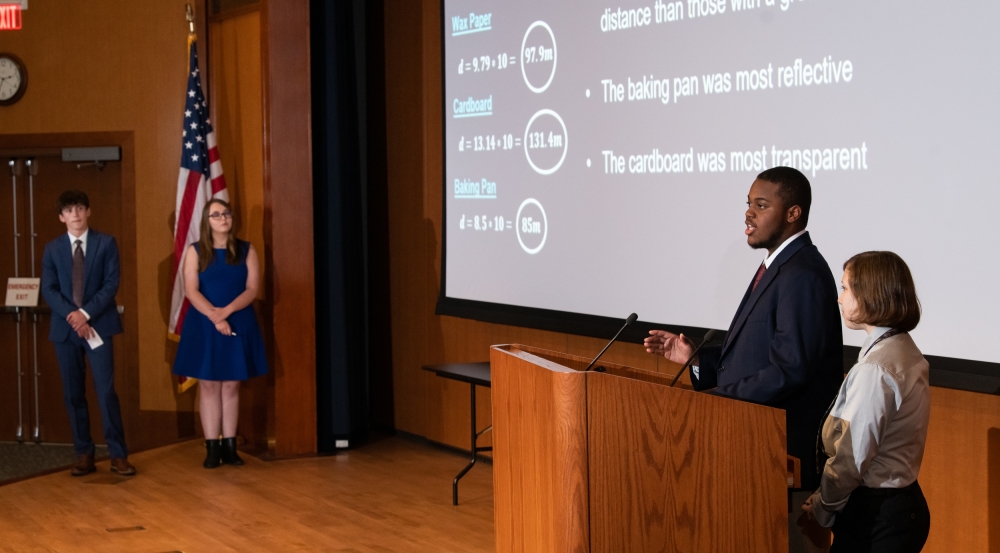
[0,436,495,552]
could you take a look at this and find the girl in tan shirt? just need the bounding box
[803,251,930,553]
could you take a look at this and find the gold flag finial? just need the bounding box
[185,4,195,35]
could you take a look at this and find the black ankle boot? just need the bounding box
[203,439,222,469]
[221,437,244,466]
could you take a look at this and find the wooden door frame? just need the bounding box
[0,132,140,450]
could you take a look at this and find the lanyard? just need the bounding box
[863,328,902,358]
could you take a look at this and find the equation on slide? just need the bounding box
[449,14,561,255]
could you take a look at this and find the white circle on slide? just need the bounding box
[515,198,548,255]
[520,21,557,93]
[523,109,568,176]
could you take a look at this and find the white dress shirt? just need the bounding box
[809,328,931,527]
[763,229,806,268]
[68,228,89,255]
[68,229,91,320]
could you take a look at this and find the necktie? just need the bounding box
[72,239,85,308]
[751,262,766,292]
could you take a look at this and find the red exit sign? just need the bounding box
[0,4,21,30]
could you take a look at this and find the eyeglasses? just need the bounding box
[208,211,233,220]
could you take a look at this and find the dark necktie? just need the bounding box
[751,262,766,292]
[72,239,85,308]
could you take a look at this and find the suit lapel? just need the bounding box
[60,234,75,293]
[721,232,812,358]
[725,279,757,341]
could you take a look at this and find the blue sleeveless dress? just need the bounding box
[172,241,269,381]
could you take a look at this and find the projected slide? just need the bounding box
[443,0,1000,364]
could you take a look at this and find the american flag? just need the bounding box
[169,36,228,391]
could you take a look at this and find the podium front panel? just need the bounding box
[491,344,790,553]
[588,372,788,552]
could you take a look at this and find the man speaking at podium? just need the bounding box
[645,167,843,552]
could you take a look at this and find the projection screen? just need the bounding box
[438,0,1000,368]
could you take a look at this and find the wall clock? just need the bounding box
[0,53,27,106]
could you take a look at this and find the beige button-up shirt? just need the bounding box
[810,327,931,527]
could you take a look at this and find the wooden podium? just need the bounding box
[491,344,790,553]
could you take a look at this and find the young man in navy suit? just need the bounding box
[41,190,135,476]
[645,167,842,552]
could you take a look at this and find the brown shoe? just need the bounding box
[110,458,136,476]
[71,453,96,477]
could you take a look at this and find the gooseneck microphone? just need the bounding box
[669,329,721,387]
[584,313,638,372]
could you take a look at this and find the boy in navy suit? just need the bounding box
[41,190,135,476]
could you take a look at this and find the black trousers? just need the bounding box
[831,481,930,553]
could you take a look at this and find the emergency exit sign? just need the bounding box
[6,278,40,307]
[0,4,22,30]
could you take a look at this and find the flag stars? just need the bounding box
[188,90,195,98]
[190,122,197,129]
[185,142,193,149]
[196,135,204,142]
[191,154,199,162]
[184,110,192,117]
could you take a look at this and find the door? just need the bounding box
[1,154,123,444]
[0,159,24,441]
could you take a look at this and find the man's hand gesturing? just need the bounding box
[644,330,697,365]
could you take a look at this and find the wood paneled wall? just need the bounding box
[209,12,265,277]
[260,0,316,456]
[920,388,1000,552]
[1,1,208,439]
[2,1,315,456]
[383,1,1000,549]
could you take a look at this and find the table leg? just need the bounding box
[453,382,477,506]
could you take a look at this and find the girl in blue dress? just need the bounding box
[173,199,268,468]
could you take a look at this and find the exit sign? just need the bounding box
[0,4,21,30]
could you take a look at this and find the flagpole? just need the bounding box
[186,4,195,35]
[173,2,228,394]
[176,2,199,394]
[186,4,196,71]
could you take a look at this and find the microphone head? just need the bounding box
[626,313,638,325]
[702,329,720,343]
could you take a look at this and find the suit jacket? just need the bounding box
[41,229,124,343]
[694,232,843,489]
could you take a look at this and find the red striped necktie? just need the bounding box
[751,262,766,292]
